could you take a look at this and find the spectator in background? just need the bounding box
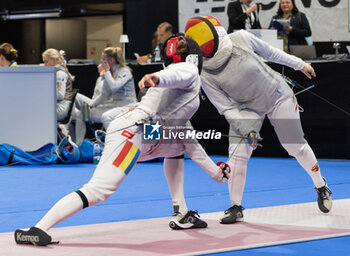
[137,22,173,63]
[156,22,173,46]
[70,46,137,144]
[137,31,159,64]
[227,0,262,33]
[0,42,18,67]
[268,0,311,52]
[42,48,74,122]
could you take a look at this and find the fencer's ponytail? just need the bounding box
[0,42,18,62]
[58,50,75,81]
[42,48,75,81]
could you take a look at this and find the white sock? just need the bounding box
[227,143,252,206]
[35,192,83,232]
[295,144,325,188]
[164,158,188,215]
[227,156,248,206]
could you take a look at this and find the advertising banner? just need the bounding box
[179,0,350,41]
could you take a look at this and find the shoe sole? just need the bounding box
[316,177,333,213]
[15,230,34,245]
[15,227,53,246]
[220,217,244,224]
[169,219,208,229]
[318,197,333,213]
[169,220,193,229]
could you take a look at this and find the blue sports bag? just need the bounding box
[0,143,58,166]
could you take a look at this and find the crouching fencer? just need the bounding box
[184,16,332,224]
[15,36,231,246]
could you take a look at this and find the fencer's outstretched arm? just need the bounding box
[301,63,316,79]
[138,73,159,89]
[184,139,230,183]
[139,62,198,91]
[242,30,316,79]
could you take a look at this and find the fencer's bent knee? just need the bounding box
[78,162,129,206]
[75,190,89,208]
[228,143,252,164]
[288,143,309,157]
[79,183,116,206]
[282,142,308,158]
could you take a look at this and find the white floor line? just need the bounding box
[201,198,350,229]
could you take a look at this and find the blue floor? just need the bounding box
[1,156,350,255]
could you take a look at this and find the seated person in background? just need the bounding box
[0,42,18,67]
[42,48,74,122]
[227,0,262,33]
[268,0,311,52]
[70,46,137,144]
[137,22,173,63]
[156,22,174,47]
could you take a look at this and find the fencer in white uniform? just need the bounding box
[14,36,230,246]
[185,16,332,224]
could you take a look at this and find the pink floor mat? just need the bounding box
[2,199,350,256]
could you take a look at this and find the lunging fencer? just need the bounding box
[185,16,332,224]
[14,36,231,246]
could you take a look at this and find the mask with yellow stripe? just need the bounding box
[185,16,227,58]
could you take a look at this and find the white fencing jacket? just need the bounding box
[201,29,305,136]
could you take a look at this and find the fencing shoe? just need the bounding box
[169,210,208,230]
[15,227,58,246]
[315,177,332,213]
[220,205,244,224]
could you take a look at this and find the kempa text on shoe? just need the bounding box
[16,233,39,243]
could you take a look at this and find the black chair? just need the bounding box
[57,89,79,142]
